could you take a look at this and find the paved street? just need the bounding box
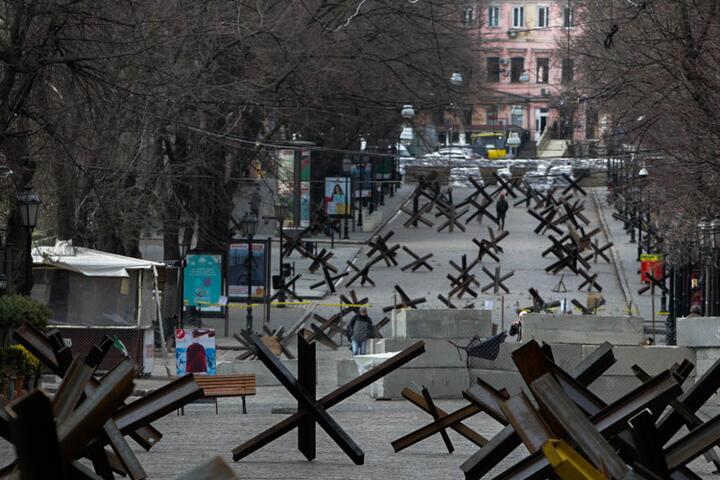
[319,185,633,333]
[2,343,714,479]
[2,183,713,478]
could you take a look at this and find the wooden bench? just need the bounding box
[179,374,256,415]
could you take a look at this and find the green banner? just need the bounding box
[183,254,222,310]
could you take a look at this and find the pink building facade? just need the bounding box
[464,1,580,149]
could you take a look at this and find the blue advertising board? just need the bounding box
[183,253,223,311]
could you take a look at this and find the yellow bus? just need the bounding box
[472,132,508,159]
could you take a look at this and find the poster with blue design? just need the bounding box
[176,328,216,375]
[183,253,222,312]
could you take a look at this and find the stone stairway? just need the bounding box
[538,139,569,158]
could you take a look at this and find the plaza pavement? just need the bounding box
[2,183,713,478]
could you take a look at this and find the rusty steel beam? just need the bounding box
[400,388,487,447]
[490,369,682,480]
[113,374,202,435]
[391,404,479,453]
[53,357,97,422]
[657,355,720,445]
[500,392,553,454]
[665,413,720,471]
[461,425,520,479]
[570,342,615,386]
[297,330,317,461]
[248,332,365,465]
[531,373,630,478]
[461,341,627,480]
[462,378,509,425]
[58,359,136,461]
[6,390,67,479]
[232,341,425,461]
[629,409,670,477]
[14,323,163,451]
[307,323,339,350]
[421,387,454,453]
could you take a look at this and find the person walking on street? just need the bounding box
[346,306,375,355]
[496,192,509,230]
[509,310,525,341]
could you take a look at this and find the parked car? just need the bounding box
[436,147,476,163]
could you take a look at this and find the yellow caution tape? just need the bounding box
[188,300,372,309]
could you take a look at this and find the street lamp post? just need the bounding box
[16,184,41,296]
[240,212,259,332]
[274,201,289,307]
[178,240,188,329]
[447,73,463,176]
[0,227,6,297]
[342,157,352,239]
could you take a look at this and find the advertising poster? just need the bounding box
[300,149,311,227]
[640,254,664,283]
[324,177,350,217]
[351,162,372,198]
[176,328,216,376]
[227,241,269,300]
[183,253,222,312]
[277,149,295,226]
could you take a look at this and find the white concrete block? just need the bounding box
[468,369,528,397]
[677,317,720,347]
[369,367,470,399]
[523,314,645,345]
[589,345,696,377]
[217,359,298,386]
[391,308,493,339]
[369,338,468,368]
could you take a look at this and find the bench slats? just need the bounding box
[192,374,256,398]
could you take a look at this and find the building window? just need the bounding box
[487,106,499,125]
[563,6,574,27]
[462,6,475,27]
[561,58,575,84]
[537,6,549,28]
[486,57,500,82]
[511,105,524,127]
[510,57,524,83]
[487,6,499,27]
[536,58,549,83]
[512,6,524,28]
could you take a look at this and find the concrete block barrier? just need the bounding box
[217,359,298,386]
[522,313,645,345]
[391,308,492,339]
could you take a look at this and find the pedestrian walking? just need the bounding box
[496,192,509,230]
[346,306,375,355]
[509,310,525,341]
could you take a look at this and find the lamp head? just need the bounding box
[401,104,415,119]
[241,211,259,237]
[16,183,41,229]
[275,201,289,222]
[450,72,463,86]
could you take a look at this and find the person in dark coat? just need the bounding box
[346,306,375,355]
[496,192,509,230]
